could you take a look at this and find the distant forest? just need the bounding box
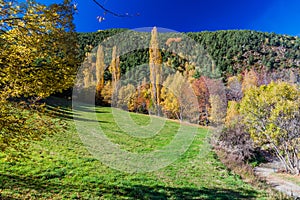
[77,29,300,80]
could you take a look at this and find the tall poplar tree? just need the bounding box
[149,27,162,114]
[110,45,121,93]
[96,45,105,96]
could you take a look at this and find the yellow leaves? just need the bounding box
[161,87,179,113]
[110,45,121,92]
[95,45,105,92]
[242,69,258,92]
[160,72,188,119]
[0,1,78,151]
[149,27,162,107]
[117,84,136,109]
[240,81,300,146]
[225,101,239,127]
[0,0,78,100]
[101,81,113,105]
[208,94,227,126]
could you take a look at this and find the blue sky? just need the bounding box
[43,0,300,36]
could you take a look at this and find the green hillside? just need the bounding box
[77,29,300,78]
[0,98,272,199]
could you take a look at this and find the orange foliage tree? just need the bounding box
[192,76,210,125]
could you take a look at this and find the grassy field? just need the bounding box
[0,98,271,199]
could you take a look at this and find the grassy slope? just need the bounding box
[0,99,269,199]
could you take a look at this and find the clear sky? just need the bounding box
[43,0,300,36]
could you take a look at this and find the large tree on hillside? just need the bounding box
[110,45,121,95]
[96,45,105,99]
[240,82,300,174]
[192,77,210,125]
[0,0,78,151]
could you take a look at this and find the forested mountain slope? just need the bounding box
[77,29,300,78]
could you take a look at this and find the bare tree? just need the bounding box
[92,0,139,22]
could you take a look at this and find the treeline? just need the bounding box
[75,27,201,123]
[77,29,300,78]
[76,28,300,125]
[76,28,300,124]
[188,31,300,75]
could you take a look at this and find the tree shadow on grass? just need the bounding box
[0,173,259,199]
[44,97,110,123]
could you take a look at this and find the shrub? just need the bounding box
[216,119,255,162]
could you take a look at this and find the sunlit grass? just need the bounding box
[0,98,270,199]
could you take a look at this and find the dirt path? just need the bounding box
[254,166,300,198]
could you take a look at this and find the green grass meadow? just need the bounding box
[0,98,270,199]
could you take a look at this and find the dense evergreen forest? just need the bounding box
[77,29,300,79]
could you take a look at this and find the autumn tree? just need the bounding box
[96,45,105,98]
[130,80,151,113]
[0,0,78,151]
[82,52,95,89]
[117,84,136,110]
[192,76,210,125]
[240,82,300,174]
[0,0,78,100]
[241,69,258,93]
[110,45,121,95]
[149,27,162,115]
[101,81,112,105]
[225,101,240,127]
[206,78,227,126]
[161,72,198,122]
[208,95,227,126]
[128,85,151,114]
[161,74,180,119]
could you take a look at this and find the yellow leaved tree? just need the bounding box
[149,27,162,115]
[240,82,300,174]
[0,0,78,151]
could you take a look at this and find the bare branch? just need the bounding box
[92,0,139,18]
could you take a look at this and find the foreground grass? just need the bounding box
[0,99,271,199]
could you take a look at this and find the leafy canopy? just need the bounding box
[0,0,78,100]
[0,0,78,152]
[240,82,300,174]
